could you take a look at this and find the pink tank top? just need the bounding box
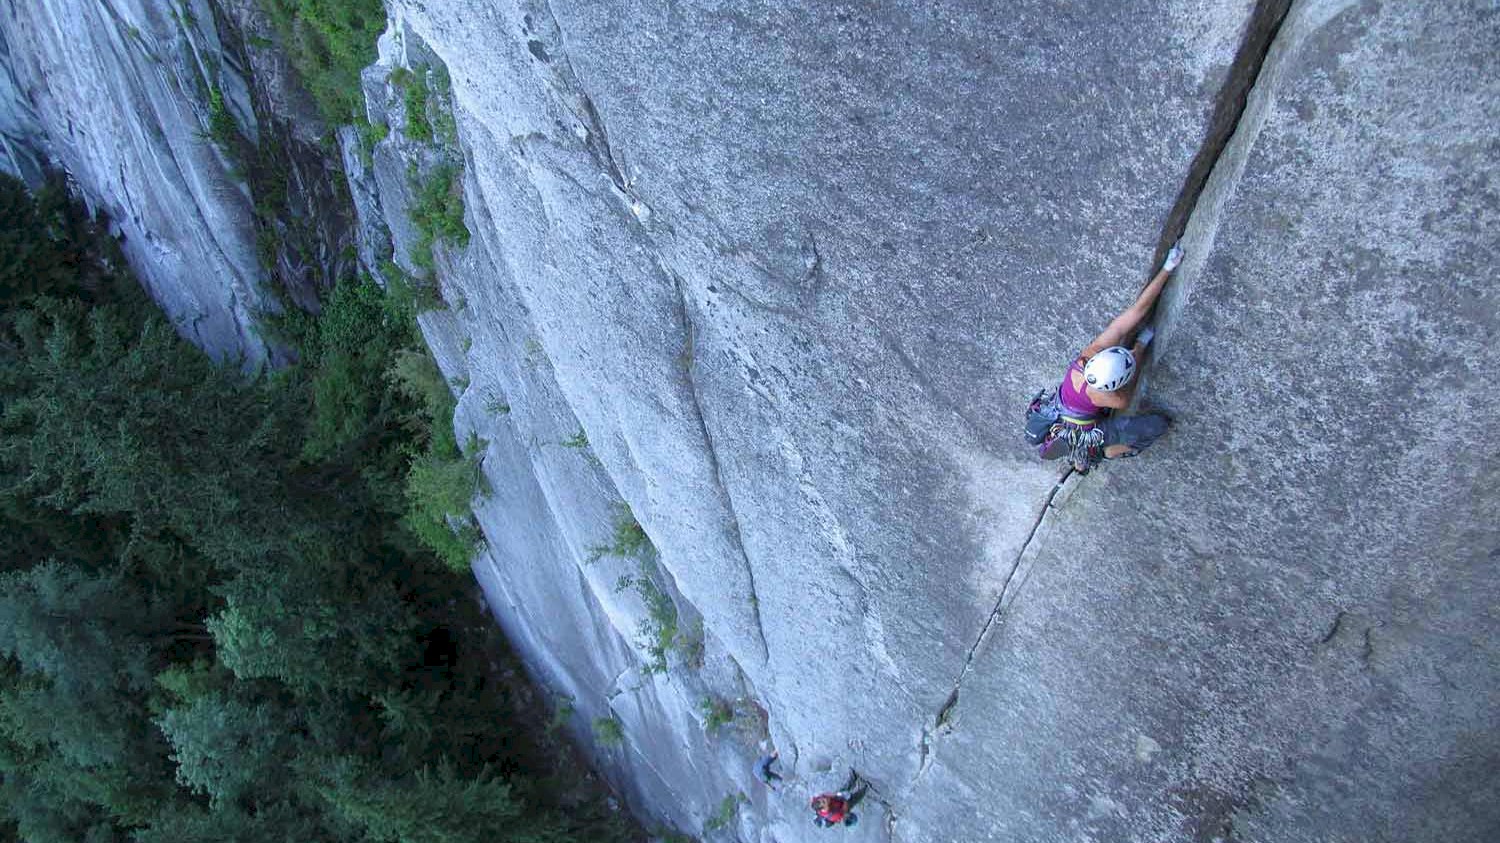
[1058,358,1102,419]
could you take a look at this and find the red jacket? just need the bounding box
[812,795,849,824]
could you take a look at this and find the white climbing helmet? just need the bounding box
[1084,346,1137,392]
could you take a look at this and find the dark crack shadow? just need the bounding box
[1148,0,1295,279]
[668,267,772,665]
[909,468,1074,787]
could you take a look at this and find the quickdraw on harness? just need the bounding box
[1054,416,1106,473]
[1024,388,1106,472]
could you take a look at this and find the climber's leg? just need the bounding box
[1102,413,1171,459]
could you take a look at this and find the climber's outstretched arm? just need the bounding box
[1081,244,1182,358]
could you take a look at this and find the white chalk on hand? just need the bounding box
[1162,242,1184,273]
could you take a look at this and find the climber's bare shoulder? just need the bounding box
[1085,386,1129,410]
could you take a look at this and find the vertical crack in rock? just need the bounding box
[518,0,771,668]
[606,664,632,701]
[1150,0,1294,270]
[530,0,631,193]
[1318,610,1348,645]
[1151,0,1359,343]
[799,233,825,301]
[575,91,629,192]
[910,469,1073,787]
[669,268,772,665]
[906,0,1355,804]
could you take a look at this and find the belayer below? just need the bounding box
[1024,243,1183,472]
[754,750,784,790]
[811,771,867,828]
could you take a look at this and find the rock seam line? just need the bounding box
[902,0,1314,808]
[519,0,771,669]
[670,269,773,665]
[909,467,1073,786]
[1149,0,1295,273]
[1147,0,1356,362]
[534,0,632,194]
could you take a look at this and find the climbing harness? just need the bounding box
[1025,388,1106,472]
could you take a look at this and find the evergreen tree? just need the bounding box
[0,562,177,829]
[320,760,571,843]
[0,299,294,575]
[0,177,644,843]
[155,687,290,809]
[0,173,133,311]
[132,801,333,843]
[208,556,421,695]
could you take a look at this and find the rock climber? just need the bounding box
[1027,242,1183,471]
[811,771,867,828]
[754,750,784,790]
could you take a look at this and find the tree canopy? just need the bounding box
[0,173,640,843]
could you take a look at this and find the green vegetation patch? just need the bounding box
[0,173,641,842]
[206,85,240,150]
[592,716,625,749]
[391,65,433,143]
[257,0,386,123]
[386,349,486,571]
[407,163,470,276]
[699,697,735,735]
[300,275,412,461]
[401,447,485,572]
[390,63,460,148]
[380,258,445,316]
[615,565,678,676]
[431,65,459,146]
[588,505,680,673]
[545,695,575,736]
[589,503,652,561]
[354,116,389,167]
[704,792,747,834]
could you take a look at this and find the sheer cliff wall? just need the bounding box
[0,0,354,364]
[370,1,1498,840]
[4,1,1496,841]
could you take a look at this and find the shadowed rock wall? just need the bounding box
[0,0,271,363]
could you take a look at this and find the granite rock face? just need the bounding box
[368,0,1499,839]
[0,26,47,187]
[858,1,1500,839]
[6,0,1498,840]
[0,0,271,363]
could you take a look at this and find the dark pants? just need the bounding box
[1102,413,1170,455]
[837,772,868,807]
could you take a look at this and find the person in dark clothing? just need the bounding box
[754,751,784,790]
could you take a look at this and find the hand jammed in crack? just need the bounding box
[1029,242,1182,472]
